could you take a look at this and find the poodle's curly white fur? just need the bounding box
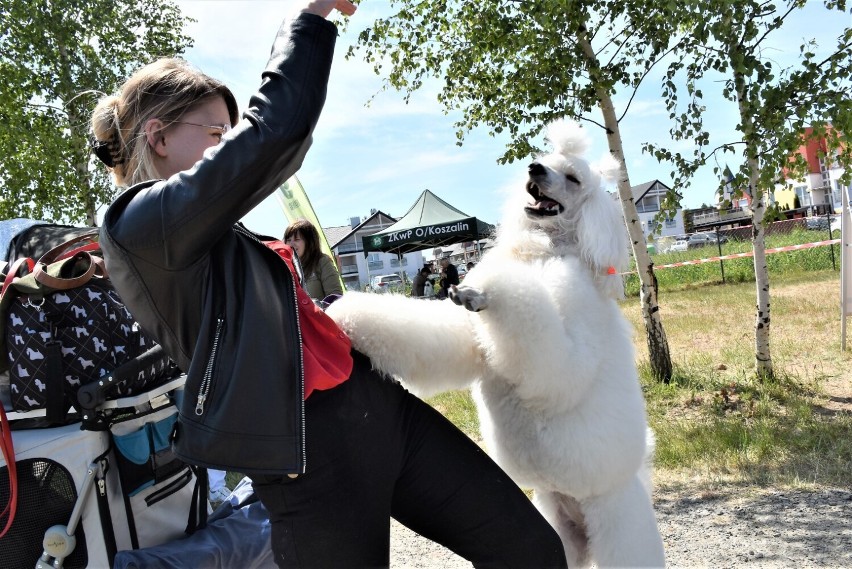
[327,119,665,567]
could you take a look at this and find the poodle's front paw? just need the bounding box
[450,285,488,312]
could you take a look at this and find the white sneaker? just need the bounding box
[209,486,231,504]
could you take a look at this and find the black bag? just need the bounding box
[1,232,174,422]
[1,220,96,266]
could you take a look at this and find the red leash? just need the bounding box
[0,404,17,538]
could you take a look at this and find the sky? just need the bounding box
[174,0,850,237]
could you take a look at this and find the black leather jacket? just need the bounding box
[100,14,337,475]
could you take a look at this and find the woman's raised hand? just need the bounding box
[299,0,357,18]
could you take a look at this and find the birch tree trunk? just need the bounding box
[58,43,98,226]
[68,106,98,226]
[578,29,673,381]
[733,58,774,380]
[748,174,773,379]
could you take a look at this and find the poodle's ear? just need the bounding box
[576,186,630,299]
[594,152,622,184]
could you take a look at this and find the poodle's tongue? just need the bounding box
[524,198,561,217]
[533,198,559,209]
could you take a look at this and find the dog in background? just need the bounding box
[327,119,665,567]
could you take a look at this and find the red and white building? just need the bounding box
[775,127,849,214]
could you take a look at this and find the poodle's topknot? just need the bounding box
[545,119,589,158]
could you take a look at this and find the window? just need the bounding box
[367,252,383,271]
[636,195,660,213]
[664,217,676,228]
[795,186,812,207]
[835,180,850,206]
[337,242,360,254]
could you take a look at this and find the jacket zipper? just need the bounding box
[196,317,224,416]
[234,224,307,473]
[290,263,306,474]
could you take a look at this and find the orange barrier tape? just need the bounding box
[622,239,842,274]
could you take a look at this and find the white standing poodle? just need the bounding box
[327,119,665,568]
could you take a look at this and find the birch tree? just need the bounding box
[0,0,192,224]
[646,0,852,379]
[350,0,679,380]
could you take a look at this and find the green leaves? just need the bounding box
[656,0,851,200]
[349,0,684,162]
[0,0,192,223]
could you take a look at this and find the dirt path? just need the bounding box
[388,353,852,567]
[390,486,852,568]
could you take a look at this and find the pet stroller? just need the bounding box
[1,220,273,568]
[1,220,209,567]
[0,349,208,569]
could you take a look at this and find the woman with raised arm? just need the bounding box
[93,1,566,566]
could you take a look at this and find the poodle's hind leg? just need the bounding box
[534,490,592,568]
[580,474,665,568]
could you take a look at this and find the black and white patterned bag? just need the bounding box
[1,232,173,421]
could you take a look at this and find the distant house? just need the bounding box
[630,180,685,239]
[322,210,424,290]
[774,127,849,215]
[429,238,495,267]
[718,165,753,211]
[685,168,754,233]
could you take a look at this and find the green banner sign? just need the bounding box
[366,217,478,250]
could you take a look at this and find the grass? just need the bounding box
[423,267,852,494]
[627,269,852,492]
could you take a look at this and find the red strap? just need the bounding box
[0,405,17,539]
[1,257,34,297]
[32,231,102,291]
[56,241,101,261]
[36,229,99,266]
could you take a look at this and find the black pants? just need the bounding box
[252,352,566,568]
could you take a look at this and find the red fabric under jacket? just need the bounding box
[264,240,352,399]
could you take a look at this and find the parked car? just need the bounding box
[805,215,838,232]
[805,216,828,230]
[669,239,689,252]
[687,232,728,248]
[369,274,403,293]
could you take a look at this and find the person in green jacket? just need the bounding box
[285,218,343,300]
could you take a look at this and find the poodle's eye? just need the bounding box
[566,174,580,184]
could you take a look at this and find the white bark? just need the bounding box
[733,60,773,379]
[577,29,673,380]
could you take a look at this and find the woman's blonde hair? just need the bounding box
[91,58,238,187]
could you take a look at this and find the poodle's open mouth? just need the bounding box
[524,180,564,217]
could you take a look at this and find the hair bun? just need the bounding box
[91,95,125,167]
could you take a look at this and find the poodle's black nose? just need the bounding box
[528,162,546,176]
